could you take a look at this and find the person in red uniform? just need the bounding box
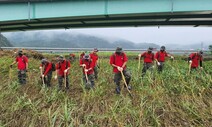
[54,55,71,91]
[39,59,54,87]
[138,47,155,77]
[80,51,86,60]
[188,50,203,72]
[69,53,76,63]
[155,46,174,72]
[10,50,28,85]
[110,47,131,94]
[90,48,99,79]
[80,54,95,89]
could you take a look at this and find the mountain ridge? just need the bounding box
[0,34,13,47]
[4,31,160,49]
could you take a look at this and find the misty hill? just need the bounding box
[0,34,13,47]
[4,31,160,49]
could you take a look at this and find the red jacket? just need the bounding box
[16,55,28,70]
[140,52,154,63]
[110,53,127,73]
[155,51,168,62]
[56,60,71,76]
[189,53,203,68]
[80,59,95,74]
[90,52,98,66]
[40,62,52,76]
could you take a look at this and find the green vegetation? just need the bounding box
[209,45,212,55]
[0,52,211,127]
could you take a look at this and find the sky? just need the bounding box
[68,27,212,45]
[3,26,212,45]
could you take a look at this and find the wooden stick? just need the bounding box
[188,62,192,75]
[42,76,45,87]
[85,71,89,82]
[40,67,45,87]
[120,71,132,97]
[138,56,141,70]
[64,72,67,88]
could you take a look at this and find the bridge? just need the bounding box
[0,0,212,32]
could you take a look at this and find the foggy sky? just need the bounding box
[3,27,212,45]
[70,27,212,45]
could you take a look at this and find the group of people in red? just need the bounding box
[10,46,204,94]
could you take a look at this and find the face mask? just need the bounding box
[116,52,121,55]
[59,59,64,63]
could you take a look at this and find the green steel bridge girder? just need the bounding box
[0,0,212,31]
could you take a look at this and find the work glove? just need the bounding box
[39,66,42,69]
[117,66,123,72]
[200,67,203,70]
[157,62,161,66]
[171,56,174,59]
[189,60,192,63]
[42,74,45,78]
[84,69,89,72]
[81,64,86,67]
[138,54,141,57]
[10,64,13,68]
[64,69,68,73]
[54,75,57,80]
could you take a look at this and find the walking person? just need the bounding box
[188,50,203,73]
[110,47,131,94]
[54,56,70,91]
[39,59,55,87]
[80,54,95,89]
[155,46,174,72]
[90,48,99,79]
[10,50,28,85]
[138,47,155,77]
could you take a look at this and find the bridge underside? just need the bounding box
[1,12,212,32]
[1,0,212,32]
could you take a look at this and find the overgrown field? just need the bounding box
[0,52,211,127]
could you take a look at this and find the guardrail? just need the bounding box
[0,47,209,54]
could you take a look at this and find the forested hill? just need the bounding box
[0,34,13,47]
[4,31,160,49]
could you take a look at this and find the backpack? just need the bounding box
[51,63,56,71]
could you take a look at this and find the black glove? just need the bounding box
[10,64,13,68]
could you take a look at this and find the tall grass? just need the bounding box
[0,53,211,127]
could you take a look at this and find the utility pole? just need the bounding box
[0,28,2,51]
[201,42,203,50]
